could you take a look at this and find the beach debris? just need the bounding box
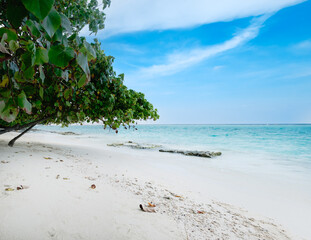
[159,149,222,158]
[169,191,183,198]
[197,210,206,214]
[44,157,52,160]
[63,177,70,180]
[139,204,156,213]
[5,188,14,191]
[56,175,60,179]
[85,176,97,181]
[16,185,29,190]
[90,184,96,189]
[1,160,9,164]
[60,159,64,162]
[148,202,156,207]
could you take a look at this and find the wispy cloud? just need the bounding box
[213,65,225,71]
[131,15,269,79]
[293,40,311,49]
[96,0,303,38]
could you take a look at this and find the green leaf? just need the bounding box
[25,20,41,38]
[78,74,87,88]
[9,40,19,52]
[80,41,96,61]
[60,13,72,34]
[35,47,48,65]
[39,87,44,99]
[0,101,19,123]
[21,51,36,69]
[52,28,63,42]
[64,88,71,100]
[18,91,32,114]
[21,0,54,20]
[35,100,42,109]
[39,65,45,82]
[7,0,28,28]
[77,53,90,79]
[14,71,26,83]
[48,45,74,68]
[24,67,35,80]
[0,28,17,42]
[42,8,61,38]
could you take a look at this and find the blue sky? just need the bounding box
[87,0,311,124]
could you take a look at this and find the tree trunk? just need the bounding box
[8,124,37,147]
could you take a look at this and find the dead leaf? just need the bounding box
[148,202,156,207]
[44,157,52,160]
[56,175,60,179]
[60,160,64,162]
[63,178,70,180]
[169,191,183,198]
[197,211,206,214]
[1,161,9,164]
[5,188,14,191]
[140,204,156,213]
[90,184,96,189]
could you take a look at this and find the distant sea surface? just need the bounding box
[38,124,311,185]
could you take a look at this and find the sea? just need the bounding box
[37,124,311,184]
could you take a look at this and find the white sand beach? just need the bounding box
[0,131,310,240]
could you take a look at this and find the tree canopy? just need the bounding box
[0,0,159,146]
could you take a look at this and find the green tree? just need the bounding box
[0,0,159,146]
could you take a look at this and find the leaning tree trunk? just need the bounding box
[0,117,50,147]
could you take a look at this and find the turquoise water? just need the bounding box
[38,124,311,181]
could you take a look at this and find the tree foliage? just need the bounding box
[0,0,159,145]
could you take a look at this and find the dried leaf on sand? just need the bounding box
[148,202,156,207]
[140,204,156,213]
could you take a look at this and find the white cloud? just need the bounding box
[98,0,303,37]
[131,15,268,79]
[292,40,311,50]
[213,65,224,71]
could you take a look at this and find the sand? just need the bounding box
[0,131,309,240]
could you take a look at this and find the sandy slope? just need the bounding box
[0,132,306,239]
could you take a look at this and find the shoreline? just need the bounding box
[0,131,310,239]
